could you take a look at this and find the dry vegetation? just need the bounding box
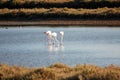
[0,7,120,20]
[0,0,120,20]
[0,0,120,25]
[0,63,120,80]
[0,0,120,9]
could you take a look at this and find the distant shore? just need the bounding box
[0,20,120,27]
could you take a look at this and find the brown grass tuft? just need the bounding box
[0,63,120,80]
[0,7,120,20]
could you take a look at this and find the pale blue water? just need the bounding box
[0,27,120,67]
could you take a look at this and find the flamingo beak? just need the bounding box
[44,32,46,34]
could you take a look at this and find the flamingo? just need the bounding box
[44,31,52,45]
[60,31,64,45]
[51,32,59,46]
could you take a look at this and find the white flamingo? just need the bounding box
[51,32,59,46]
[44,31,52,45]
[60,31,64,45]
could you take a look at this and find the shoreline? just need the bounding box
[0,20,120,27]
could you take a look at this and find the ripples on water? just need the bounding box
[0,27,120,67]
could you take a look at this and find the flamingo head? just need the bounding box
[44,31,52,35]
[60,31,64,36]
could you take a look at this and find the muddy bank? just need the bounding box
[0,20,120,27]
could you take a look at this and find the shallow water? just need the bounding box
[0,27,120,67]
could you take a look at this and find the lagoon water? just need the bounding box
[0,27,120,67]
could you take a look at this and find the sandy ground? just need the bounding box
[0,20,120,27]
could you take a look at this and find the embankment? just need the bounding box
[0,20,120,26]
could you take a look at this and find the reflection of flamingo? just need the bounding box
[51,32,59,46]
[60,31,64,45]
[48,45,53,52]
[44,31,52,45]
[60,45,64,51]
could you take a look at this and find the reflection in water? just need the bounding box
[47,44,65,66]
[60,45,64,51]
[48,45,53,52]
[47,44,64,53]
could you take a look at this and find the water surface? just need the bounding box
[0,27,120,67]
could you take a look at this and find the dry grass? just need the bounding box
[0,0,74,5]
[0,63,120,80]
[0,7,120,20]
[11,0,74,3]
[0,0,120,4]
[0,0,120,9]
